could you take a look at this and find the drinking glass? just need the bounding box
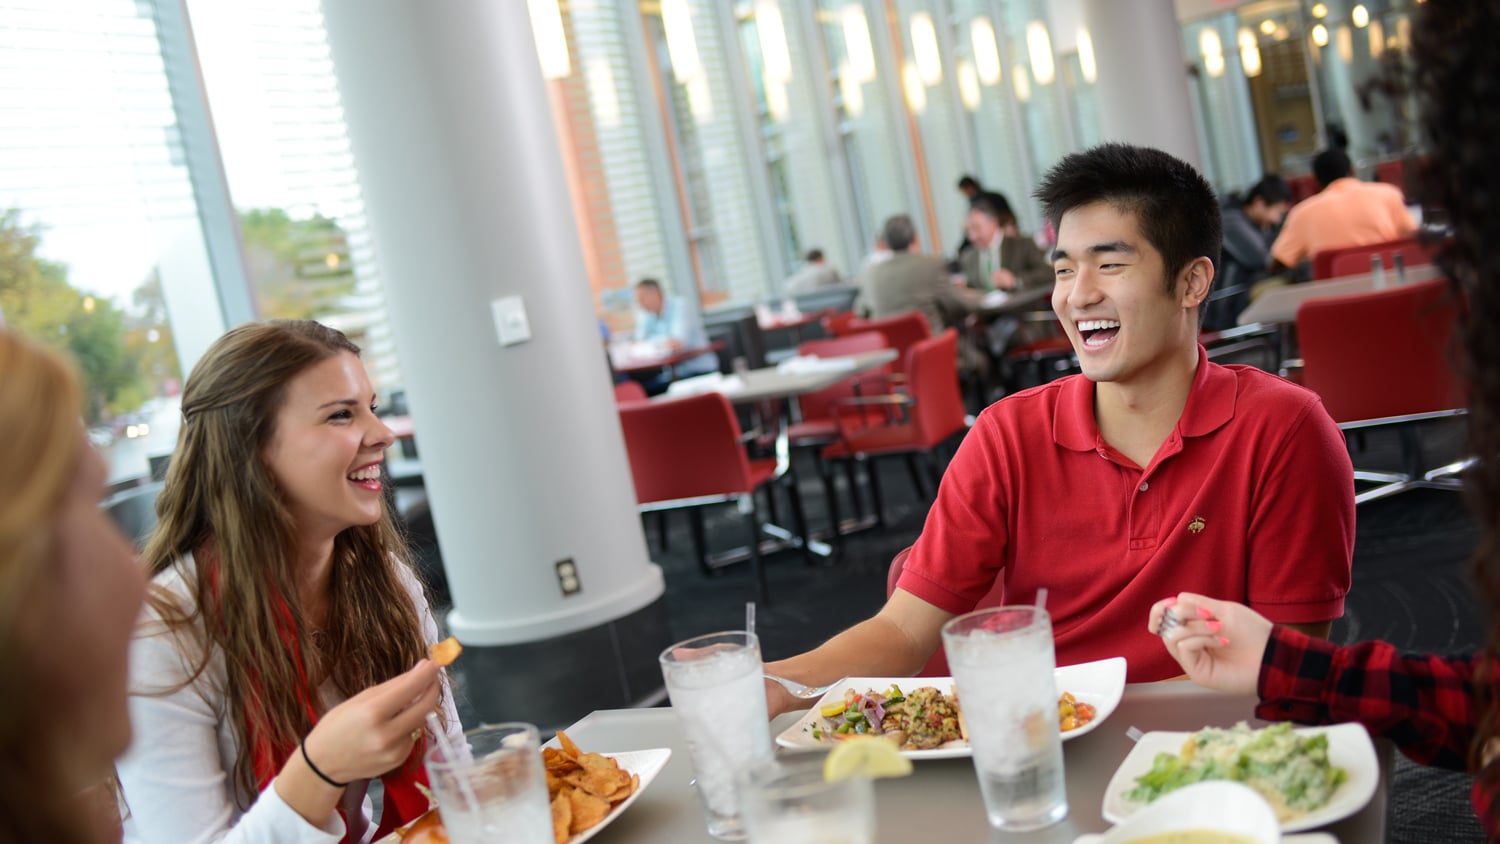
[422,722,552,844]
[740,751,874,844]
[941,607,1068,831]
[659,630,773,840]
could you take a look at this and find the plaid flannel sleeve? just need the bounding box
[1256,625,1483,771]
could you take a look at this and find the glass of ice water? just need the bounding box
[740,751,874,844]
[422,722,553,844]
[659,630,773,840]
[941,607,1068,831]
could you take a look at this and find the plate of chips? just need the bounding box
[378,731,669,844]
[543,730,670,844]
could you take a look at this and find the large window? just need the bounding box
[1,0,205,484]
[186,0,402,388]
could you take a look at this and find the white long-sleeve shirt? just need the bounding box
[118,552,463,844]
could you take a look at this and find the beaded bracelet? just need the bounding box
[300,739,349,789]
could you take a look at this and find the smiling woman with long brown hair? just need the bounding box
[116,320,462,843]
[0,330,146,844]
[1150,0,1500,834]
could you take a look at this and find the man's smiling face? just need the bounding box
[1050,201,1201,387]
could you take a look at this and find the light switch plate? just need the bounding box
[491,295,532,346]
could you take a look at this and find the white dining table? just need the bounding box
[1236,264,1442,327]
[551,681,1391,843]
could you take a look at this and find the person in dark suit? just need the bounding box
[953,175,1014,258]
[957,195,1053,293]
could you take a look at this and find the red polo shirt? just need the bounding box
[898,346,1354,682]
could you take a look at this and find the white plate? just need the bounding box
[546,746,672,844]
[376,747,670,844]
[1100,722,1378,834]
[773,656,1127,760]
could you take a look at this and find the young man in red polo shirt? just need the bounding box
[765,144,1354,714]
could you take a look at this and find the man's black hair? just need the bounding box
[1312,147,1353,189]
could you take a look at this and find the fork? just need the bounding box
[763,674,842,699]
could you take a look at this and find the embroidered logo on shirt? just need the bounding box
[1187,516,1207,534]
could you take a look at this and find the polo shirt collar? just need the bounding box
[1053,345,1236,452]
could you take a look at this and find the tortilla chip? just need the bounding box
[428,636,462,666]
[556,729,584,760]
[568,786,612,833]
[550,791,573,844]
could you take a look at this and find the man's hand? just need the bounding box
[992,268,1019,290]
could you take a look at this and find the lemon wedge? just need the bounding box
[822,736,913,782]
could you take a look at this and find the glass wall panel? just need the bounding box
[1300,0,1415,166]
[892,0,970,256]
[548,0,678,335]
[643,0,773,308]
[948,0,1040,234]
[813,0,917,255]
[1,0,201,484]
[999,0,1074,202]
[736,0,856,282]
[188,0,402,388]
[1180,12,1266,193]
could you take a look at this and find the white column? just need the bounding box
[1080,0,1203,168]
[319,1,663,649]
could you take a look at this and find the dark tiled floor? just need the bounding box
[432,418,1487,843]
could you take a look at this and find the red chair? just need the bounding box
[1311,237,1428,280]
[613,381,648,403]
[1287,174,1320,205]
[884,546,991,676]
[1326,239,1437,280]
[1297,278,1469,505]
[618,392,808,603]
[831,311,932,376]
[821,329,968,527]
[1374,158,1405,191]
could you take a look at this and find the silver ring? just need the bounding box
[1156,608,1183,637]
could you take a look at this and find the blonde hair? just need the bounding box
[140,320,433,801]
[0,330,94,843]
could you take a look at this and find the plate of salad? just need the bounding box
[774,657,1126,760]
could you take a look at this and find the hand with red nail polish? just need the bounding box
[1150,592,1273,694]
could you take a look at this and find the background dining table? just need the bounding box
[555,681,1391,843]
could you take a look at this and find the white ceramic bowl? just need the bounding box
[1085,781,1281,844]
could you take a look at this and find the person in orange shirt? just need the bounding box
[1269,147,1417,272]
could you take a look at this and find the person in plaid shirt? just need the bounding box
[1149,1,1500,835]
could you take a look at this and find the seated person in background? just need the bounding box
[1154,5,1500,833]
[765,144,1354,716]
[0,330,148,844]
[1205,174,1291,330]
[957,194,1053,293]
[783,248,842,295]
[632,277,717,393]
[953,174,1014,258]
[1269,147,1418,272]
[852,213,980,335]
[118,320,462,842]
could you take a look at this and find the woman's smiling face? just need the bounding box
[260,351,393,546]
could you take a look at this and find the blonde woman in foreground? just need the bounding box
[0,330,146,843]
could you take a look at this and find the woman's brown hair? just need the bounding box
[0,330,94,843]
[140,319,434,801]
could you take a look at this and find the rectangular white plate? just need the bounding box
[774,656,1127,760]
[1100,722,1378,834]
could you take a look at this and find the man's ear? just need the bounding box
[1179,257,1214,309]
